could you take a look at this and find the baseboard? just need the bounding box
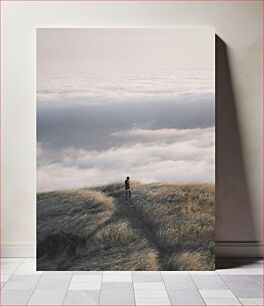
[215,241,263,257]
[1,242,36,258]
[1,241,263,258]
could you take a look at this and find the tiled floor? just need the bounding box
[0,258,263,305]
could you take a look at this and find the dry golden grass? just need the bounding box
[37,182,215,270]
[95,220,140,247]
[37,188,158,270]
[83,220,159,270]
[130,183,215,270]
[167,250,214,270]
[37,189,115,241]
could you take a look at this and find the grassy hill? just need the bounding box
[37,182,215,271]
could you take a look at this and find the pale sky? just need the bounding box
[37,28,214,74]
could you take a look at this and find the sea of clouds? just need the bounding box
[37,70,215,192]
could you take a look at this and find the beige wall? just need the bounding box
[1,1,262,256]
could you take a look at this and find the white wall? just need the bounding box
[1,1,262,257]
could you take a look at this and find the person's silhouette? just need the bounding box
[125,177,131,200]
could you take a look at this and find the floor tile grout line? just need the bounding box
[237,297,264,306]
[24,270,44,305]
[130,271,137,306]
[217,273,244,305]
[7,257,26,275]
[0,274,11,291]
[61,271,74,306]
[159,271,172,306]
[0,258,26,303]
[97,270,104,306]
[248,274,263,289]
[132,271,169,305]
[188,271,208,306]
[1,259,24,270]
[1,257,27,289]
[255,277,264,288]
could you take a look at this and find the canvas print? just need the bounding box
[37,29,215,271]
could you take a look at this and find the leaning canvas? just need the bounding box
[37,28,215,270]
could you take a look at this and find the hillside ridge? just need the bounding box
[37,182,215,271]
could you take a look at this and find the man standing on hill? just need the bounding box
[125,176,131,200]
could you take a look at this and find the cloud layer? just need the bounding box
[37,70,214,106]
[37,127,214,192]
[37,70,215,191]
